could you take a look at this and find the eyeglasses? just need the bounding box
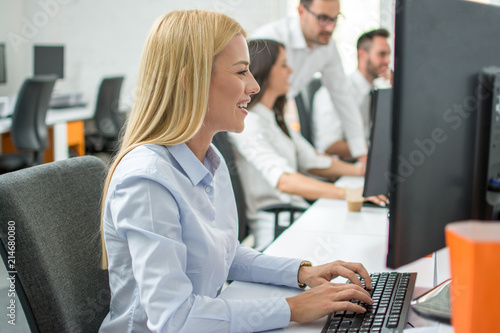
[304,5,343,26]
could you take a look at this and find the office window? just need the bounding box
[335,0,384,74]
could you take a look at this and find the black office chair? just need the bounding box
[212,132,306,243]
[0,76,57,174]
[0,156,110,332]
[295,77,322,144]
[86,76,126,153]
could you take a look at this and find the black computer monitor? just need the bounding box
[387,0,500,269]
[0,43,6,84]
[34,45,64,79]
[363,88,392,198]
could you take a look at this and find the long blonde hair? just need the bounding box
[100,10,246,268]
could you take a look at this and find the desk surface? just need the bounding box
[220,195,453,333]
[0,106,93,134]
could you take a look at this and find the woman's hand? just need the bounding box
[357,154,368,165]
[357,163,366,177]
[286,282,373,323]
[297,260,372,290]
[364,195,389,207]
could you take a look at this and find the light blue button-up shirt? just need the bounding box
[99,143,304,333]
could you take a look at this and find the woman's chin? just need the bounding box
[229,122,245,134]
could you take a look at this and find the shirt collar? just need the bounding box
[205,145,221,175]
[289,17,309,50]
[166,143,221,186]
[351,69,373,93]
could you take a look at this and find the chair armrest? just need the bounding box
[259,204,307,240]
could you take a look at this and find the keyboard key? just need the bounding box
[339,320,352,328]
[344,311,355,318]
[334,311,345,318]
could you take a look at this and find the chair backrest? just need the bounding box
[212,132,249,242]
[295,77,322,144]
[0,156,110,333]
[94,76,125,139]
[11,76,57,152]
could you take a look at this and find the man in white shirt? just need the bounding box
[312,28,392,158]
[252,0,368,160]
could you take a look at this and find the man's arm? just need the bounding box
[321,44,367,157]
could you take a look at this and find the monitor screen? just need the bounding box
[0,43,6,84]
[363,88,392,198]
[34,45,64,79]
[387,0,500,268]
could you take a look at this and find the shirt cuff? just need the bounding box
[251,256,304,288]
[267,164,296,188]
[346,137,368,158]
[312,154,332,170]
[315,134,344,154]
[226,297,291,333]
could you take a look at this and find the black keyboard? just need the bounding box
[321,272,417,333]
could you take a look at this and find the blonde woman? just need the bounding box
[99,10,373,333]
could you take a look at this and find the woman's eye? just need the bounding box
[238,70,248,75]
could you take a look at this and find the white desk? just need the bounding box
[0,106,93,160]
[220,196,453,333]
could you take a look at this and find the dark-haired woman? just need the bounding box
[229,39,368,250]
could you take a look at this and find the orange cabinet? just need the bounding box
[1,120,86,163]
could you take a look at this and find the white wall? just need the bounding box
[1,0,497,110]
[0,0,289,109]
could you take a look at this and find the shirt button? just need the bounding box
[205,186,211,193]
[211,221,216,227]
[225,253,229,259]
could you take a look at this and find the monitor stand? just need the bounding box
[410,249,452,324]
[411,279,451,324]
